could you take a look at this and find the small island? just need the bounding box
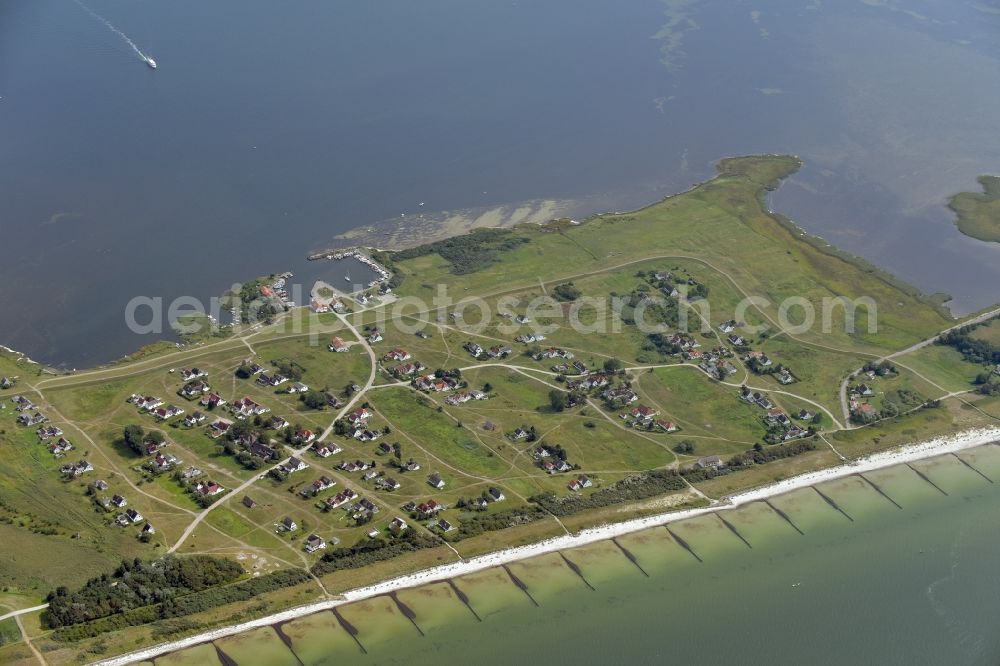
[948,175,1000,243]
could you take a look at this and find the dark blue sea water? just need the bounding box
[1,0,999,367]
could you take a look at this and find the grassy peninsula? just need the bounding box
[949,175,1000,243]
[3,155,1000,664]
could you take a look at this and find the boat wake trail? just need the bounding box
[72,0,155,67]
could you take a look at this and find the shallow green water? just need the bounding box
[160,446,1000,665]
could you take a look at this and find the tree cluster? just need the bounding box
[552,282,582,302]
[311,531,441,576]
[531,470,687,516]
[726,439,817,467]
[271,358,305,382]
[45,555,244,629]
[443,506,546,542]
[49,568,309,641]
[937,322,1000,367]
[392,228,530,275]
[122,425,164,456]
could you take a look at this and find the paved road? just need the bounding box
[887,306,1000,360]
[0,604,48,622]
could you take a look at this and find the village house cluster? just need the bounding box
[8,390,168,538]
[738,386,812,442]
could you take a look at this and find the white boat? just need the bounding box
[146,57,157,69]
[344,275,351,282]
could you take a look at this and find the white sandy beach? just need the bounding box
[98,426,1000,666]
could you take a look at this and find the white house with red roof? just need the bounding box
[347,407,371,425]
[629,405,660,423]
[384,348,411,362]
[328,337,350,352]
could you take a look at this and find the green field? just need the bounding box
[0,618,21,647]
[370,388,511,478]
[970,318,1000,346]
[634,367,766,448]
[895,344,983,394]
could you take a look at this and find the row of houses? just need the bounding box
[469,487,506,508]
[36,424,62,440]
[392,361,425,377]
[310,296,345,314]
[192,480,226,498]
[745,350,796,385]
[300,475,336,498]
[619,404,679,433]
[384,348,411,362]
[178,368,207,382]
[667,333,701,354]
[127,394,164,412]
[603,385,639,405]
[534,347,574,361]
[311,442,343,458]
[127,394,187,422]
[465,341,516,359]
[552,360,589,375]
[231,397,270,418]
[93,491,149,535]
[48,437,74,457]
[444,390,488,406]
[414,374,461,392]
[739,386,811,442]
[12,399,127,523]
[692,347,738,379]
[146,450,182,473]
[567,373,611,391]
[256,372,291,389]
[279,457,309,475]
[323,488,358,510]
[60,459,94,477]
[179,379,211,399]
[17,412,49,428]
